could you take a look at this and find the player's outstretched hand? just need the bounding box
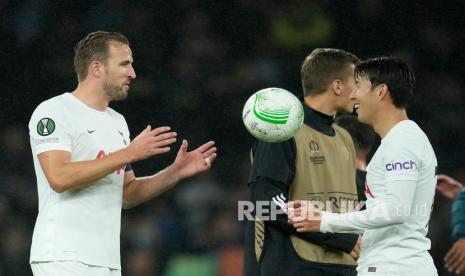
[445,238,465,274]
[284,200,322,232]
[172,139,217,181]
[126,125,177,162]
[437,174,463,200]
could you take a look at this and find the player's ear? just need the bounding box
[331,79,342,96]
[377,84,389,101]
[89,60,104,78]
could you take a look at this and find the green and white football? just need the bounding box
[242,88,304,143]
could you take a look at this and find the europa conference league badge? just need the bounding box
[37,118,56,136]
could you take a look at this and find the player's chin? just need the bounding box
[339,105,354,114]
[356,112,370,124]
[113,90,128,101]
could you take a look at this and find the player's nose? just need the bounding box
[128,65,136,79]
[349,89,356,100]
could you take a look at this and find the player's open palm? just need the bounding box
[126,125,177,162]
[173,139,217,180]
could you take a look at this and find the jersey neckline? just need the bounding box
[64,92,109,116]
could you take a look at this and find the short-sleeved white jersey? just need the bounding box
[321,120,438,275]
[29,92,130,269]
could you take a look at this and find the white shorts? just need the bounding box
[31,261,121,276]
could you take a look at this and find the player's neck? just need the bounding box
[72,82,110,111]
[373,108,408,139]
[304,95,337,116]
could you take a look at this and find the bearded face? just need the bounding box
[103,76,128,101]
[101,42,135,101]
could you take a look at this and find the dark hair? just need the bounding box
[74,31,129,81]
[335,114,375,153]
[301,48,360,96]
[354,57,415,108]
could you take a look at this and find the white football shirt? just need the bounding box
[320,120,437,275]
[29,92,130,269]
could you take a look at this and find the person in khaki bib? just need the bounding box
[244,48,362,276]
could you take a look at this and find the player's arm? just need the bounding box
[288,178,417,233]
[39,126,177,193]
[320,179,417,233]
[122,139,217,209]
[39,149,130,192]
[288,144,421,233]
[250,141,359,253]
[320,144,422,233]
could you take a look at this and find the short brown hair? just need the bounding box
[301,48,360,96]
[74,31,129,81]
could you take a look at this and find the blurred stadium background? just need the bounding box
[0,0,464,275]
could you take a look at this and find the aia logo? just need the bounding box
[96,150,125,174]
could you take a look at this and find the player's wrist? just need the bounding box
[117,147,136,164]
[165,163,182,185]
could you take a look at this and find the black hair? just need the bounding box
[354,57,415,108]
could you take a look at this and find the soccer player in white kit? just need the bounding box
[285,57,438,276]
[28,31,217,276]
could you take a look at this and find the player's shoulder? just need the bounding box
[33,93,68,112]
[30,93,71,122]
[106,107,127,123]
[253,137,296,157]
[333,123,347,134]
[106,106,124,118]
[383,120,431,155]
[29,93,72,132]
[333,124,353,143]
[387,120,426,141]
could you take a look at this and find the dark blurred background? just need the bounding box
[0,0,464,275]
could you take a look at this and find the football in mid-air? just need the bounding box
[242,87,304,143]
